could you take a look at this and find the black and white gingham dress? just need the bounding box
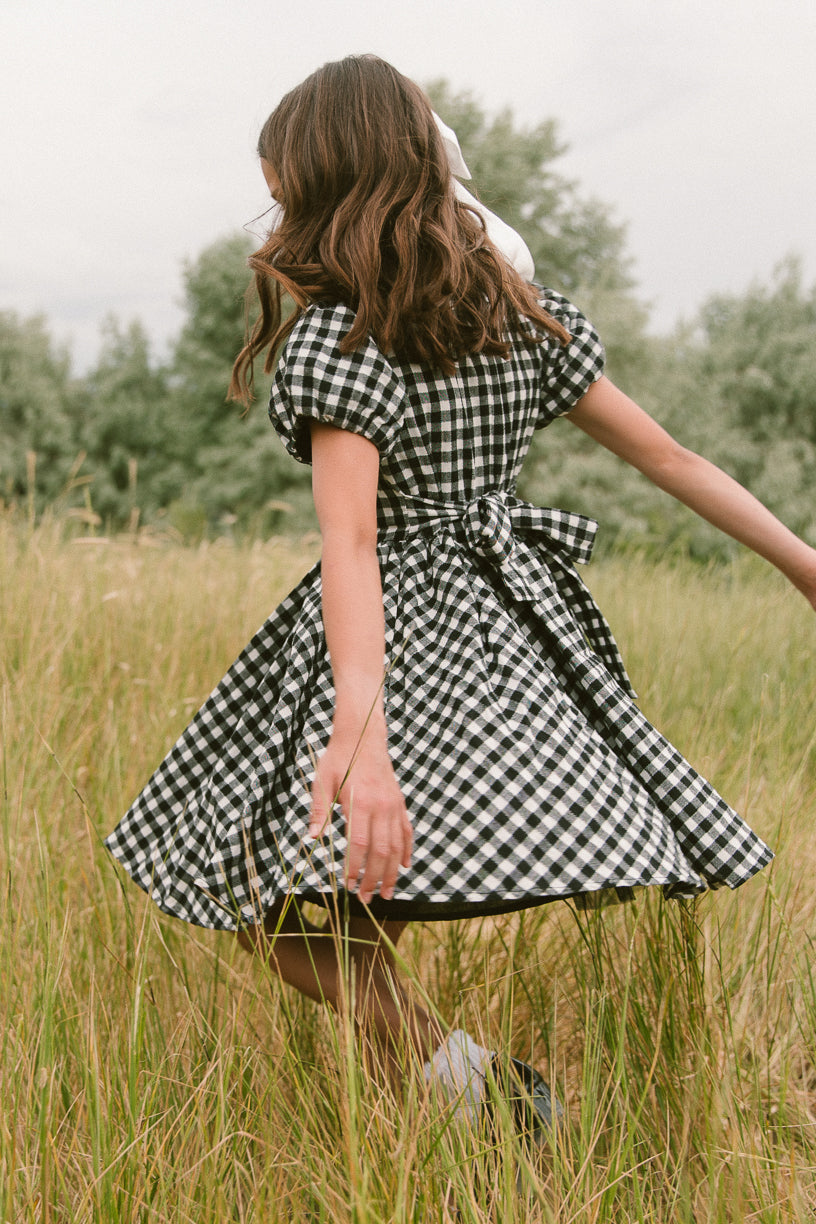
[105,292,773,930]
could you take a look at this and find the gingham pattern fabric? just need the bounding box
[105,292,773,930]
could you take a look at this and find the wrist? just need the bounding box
[792,570,816,607]
[333,672,386,717]
[779,544,816,599]
[331,700,388,749]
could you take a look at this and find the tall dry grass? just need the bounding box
[2,514,816,1221]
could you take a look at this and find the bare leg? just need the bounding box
[238,899,445,1070]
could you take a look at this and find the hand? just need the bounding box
[310,734,413,904]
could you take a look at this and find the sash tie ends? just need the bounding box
[461,492,597,567]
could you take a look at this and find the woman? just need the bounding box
[106,55,815,1128]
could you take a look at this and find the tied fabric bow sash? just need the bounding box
[462,492,596,571]
[386,489,636,698]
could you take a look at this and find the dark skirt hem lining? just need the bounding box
[297,884,643,923]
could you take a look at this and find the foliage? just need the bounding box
[647,260,816,553]
[78,317,171,525]
[0,237,315,538]
[0,311,84,511]
[693,256,816,444]
[522,261,816,558]
[163,233,314,537]
[427,81,634,294]
[3,86,816,552]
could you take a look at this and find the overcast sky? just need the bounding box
[3,0,815,371]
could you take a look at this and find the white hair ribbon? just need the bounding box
[432,111,536,283]
[261,113,536,283]
[432,113,472,179]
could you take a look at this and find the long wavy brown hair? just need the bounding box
[229,55,569,404]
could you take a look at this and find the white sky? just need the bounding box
[3,0,815,371]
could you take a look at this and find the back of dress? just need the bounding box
[104,287,772,932]
[268,290,606,526]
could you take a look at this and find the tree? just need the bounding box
[0,311,84,512]
[427,81,634,295]
[427,83,663,528]
[80,316,172,524]
[652,259,816,552]
[165,233,314,536]
[689,257,816,445]
[522,262,816,558]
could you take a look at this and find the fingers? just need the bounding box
[348,800,409,904]
[310,753,346,837]
[344,804,370,895]
[401,812,413,869]
[360,814,400,903]
[310,745,412,902]
[309,789,329,839]
[342,789,412,903]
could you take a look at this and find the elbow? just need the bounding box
[645,440,697,489]
[320,521,379,557]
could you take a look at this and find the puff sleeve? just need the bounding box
[268,304,407,464]
[536,290,606,426]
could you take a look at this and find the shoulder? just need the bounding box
[280,302,404,395]
[269,303,407,464]
[535,288,600,341]
[533,288,606,421]
[281,302,359,364]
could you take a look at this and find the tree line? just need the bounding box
[2,86,815,557]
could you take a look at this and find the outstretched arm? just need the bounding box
[569,376,816,609]
[309,420,412,904]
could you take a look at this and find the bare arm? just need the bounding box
[309,421,412,903]
[568,376,816,608]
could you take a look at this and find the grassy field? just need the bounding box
[2,515,816,1222]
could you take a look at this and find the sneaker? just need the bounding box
[487,1054,564,1142]
[424,1029,493,1123]
[425,1032,564,1142]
